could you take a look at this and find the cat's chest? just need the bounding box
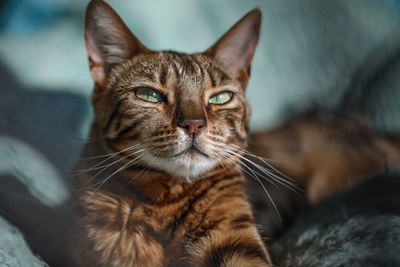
[81,185,218,238]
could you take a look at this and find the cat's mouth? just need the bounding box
[144,141,217,179]
[171,144,209,159]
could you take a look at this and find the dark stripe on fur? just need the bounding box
[116,121,141,139]
[167,174,236,242]
[205,241,268,266]
[183,54,196,75]
[206,67,217,87]
[190,54,204,78]
[229,127,246,143]
[217,181,242,192]
[187,181,244,243]
[163,52,180,78]
[159,64,167,85]
[104,102,121,131]
[230,214,254,230]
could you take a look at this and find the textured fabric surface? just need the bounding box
[0,135,68,207]
[0,216,47,267]
[272,174,400,266]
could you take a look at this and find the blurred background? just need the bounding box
[0,0,400,265]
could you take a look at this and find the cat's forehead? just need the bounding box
[110,52,236,92]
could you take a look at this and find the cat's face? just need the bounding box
[100,52,251,178]
[85,1,261,179]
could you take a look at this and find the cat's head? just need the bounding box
[84,0,261,179]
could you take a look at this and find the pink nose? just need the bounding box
[178,119,206,135]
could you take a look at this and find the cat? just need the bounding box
[248,111,400,203]
[72,1,271,266]
[245,111,400,246]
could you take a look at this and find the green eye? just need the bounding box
[135,87,164,103]
[208,91,233,105]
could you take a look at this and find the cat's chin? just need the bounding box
[142,151,218,180]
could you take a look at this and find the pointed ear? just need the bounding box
[84,0,150,88]
[205,8,261,89]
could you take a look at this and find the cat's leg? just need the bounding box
[76,191,165,267]
[184,200,271,267]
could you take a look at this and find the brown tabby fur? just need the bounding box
[73,1,271,266]
[248,112,400,203]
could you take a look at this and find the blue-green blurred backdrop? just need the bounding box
[2,0,400,129]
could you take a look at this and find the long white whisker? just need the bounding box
[220,151,282,222]
[127,155,160,185]
[77,148,147,191]
[79,143,141,160]
[211,140,301,192]
[93,154,144,191]
[77,148,146,173]
[228,143,299,185]
[224,148,301,193]
[74,143,143,172]
[222,149,280,190]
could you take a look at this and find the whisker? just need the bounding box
[207,139,301,192]
[224,147,301,193]
[228,143,297,183]
[228,145,279,164]
[209,140,296,188]
[219,151,282,222]
[223,150,284,197]
[76,143,141,165]
[74,147,146,173]
[93,154,145,191]
[168,175,177,185]
[70,132,110,143]
[77,148,147,191]
[127,154,160,185]
[217,158,228,174]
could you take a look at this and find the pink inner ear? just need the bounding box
[236,68,250,88]
[91,65,106,88]
[86,34,107,87]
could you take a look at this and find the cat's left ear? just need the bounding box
[84,0,150,88]
[205,8,261,89]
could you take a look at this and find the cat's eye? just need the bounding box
[208,91,233,105]
[135,87,164,103]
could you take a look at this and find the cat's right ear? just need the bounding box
[85,0,150,88]
[205,9,261,89]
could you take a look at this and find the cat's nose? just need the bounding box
[178,119,206,136]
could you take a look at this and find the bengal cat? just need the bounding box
[72,1,270,266]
